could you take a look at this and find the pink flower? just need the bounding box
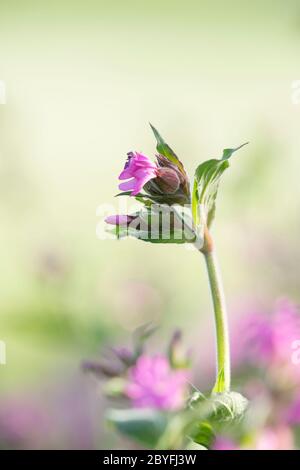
[213,437,238,450]
[255,426,294,450]
[272,299,300,365]
[232,299,300,372]
[105,215,135,226]
[213,427,295,450]
[0,400,49,445]
[126,355,189,410]
[232,312,274,366]
[118,152,158,196]
[284,396,300,425]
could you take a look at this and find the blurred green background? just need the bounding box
[0,0,300,448]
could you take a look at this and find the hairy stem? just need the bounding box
[202,233,231,392]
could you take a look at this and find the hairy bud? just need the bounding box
[144,154,190,205]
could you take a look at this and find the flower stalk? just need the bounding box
[201,229,231,393]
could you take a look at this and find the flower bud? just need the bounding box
[81,359,124,378]
[144,154,190,205]
[155,168,181,193]
[105,215,136,226]
[168,330,191,369]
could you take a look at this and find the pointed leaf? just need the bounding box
[192,143,248,230]
[115,191,180,206]
[212,368,225,393]
[150,124,184,172]
[222,142,249,160]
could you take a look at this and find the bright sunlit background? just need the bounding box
[0,0,300,449]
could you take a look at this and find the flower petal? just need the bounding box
[105,215,132,225]
[118,179,137,192]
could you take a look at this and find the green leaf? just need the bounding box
[222,142,249,160]
[212,368,225,394]
[108,226,193,244]
[115,191,148,198]
[150,124,184,172]
[106,206,196,244]
[115,191,153,206]
[115,191,181,206]
[106,409,168,448]
[185,441,207,450]
[210,391,248,423]
[191,421,215,448]
[192,143,248,230]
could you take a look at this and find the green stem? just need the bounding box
[203,242,231,393]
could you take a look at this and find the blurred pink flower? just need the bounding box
[213,426,294,450]
[232,312,274,366]
[213,437,238,450]
[284,396,300,425]
[232,299,300,372]
[255,426,294,450]
[272,299,300,365]
[118,152,158,196]
[0,400,49,448]
[126,355,189,410]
